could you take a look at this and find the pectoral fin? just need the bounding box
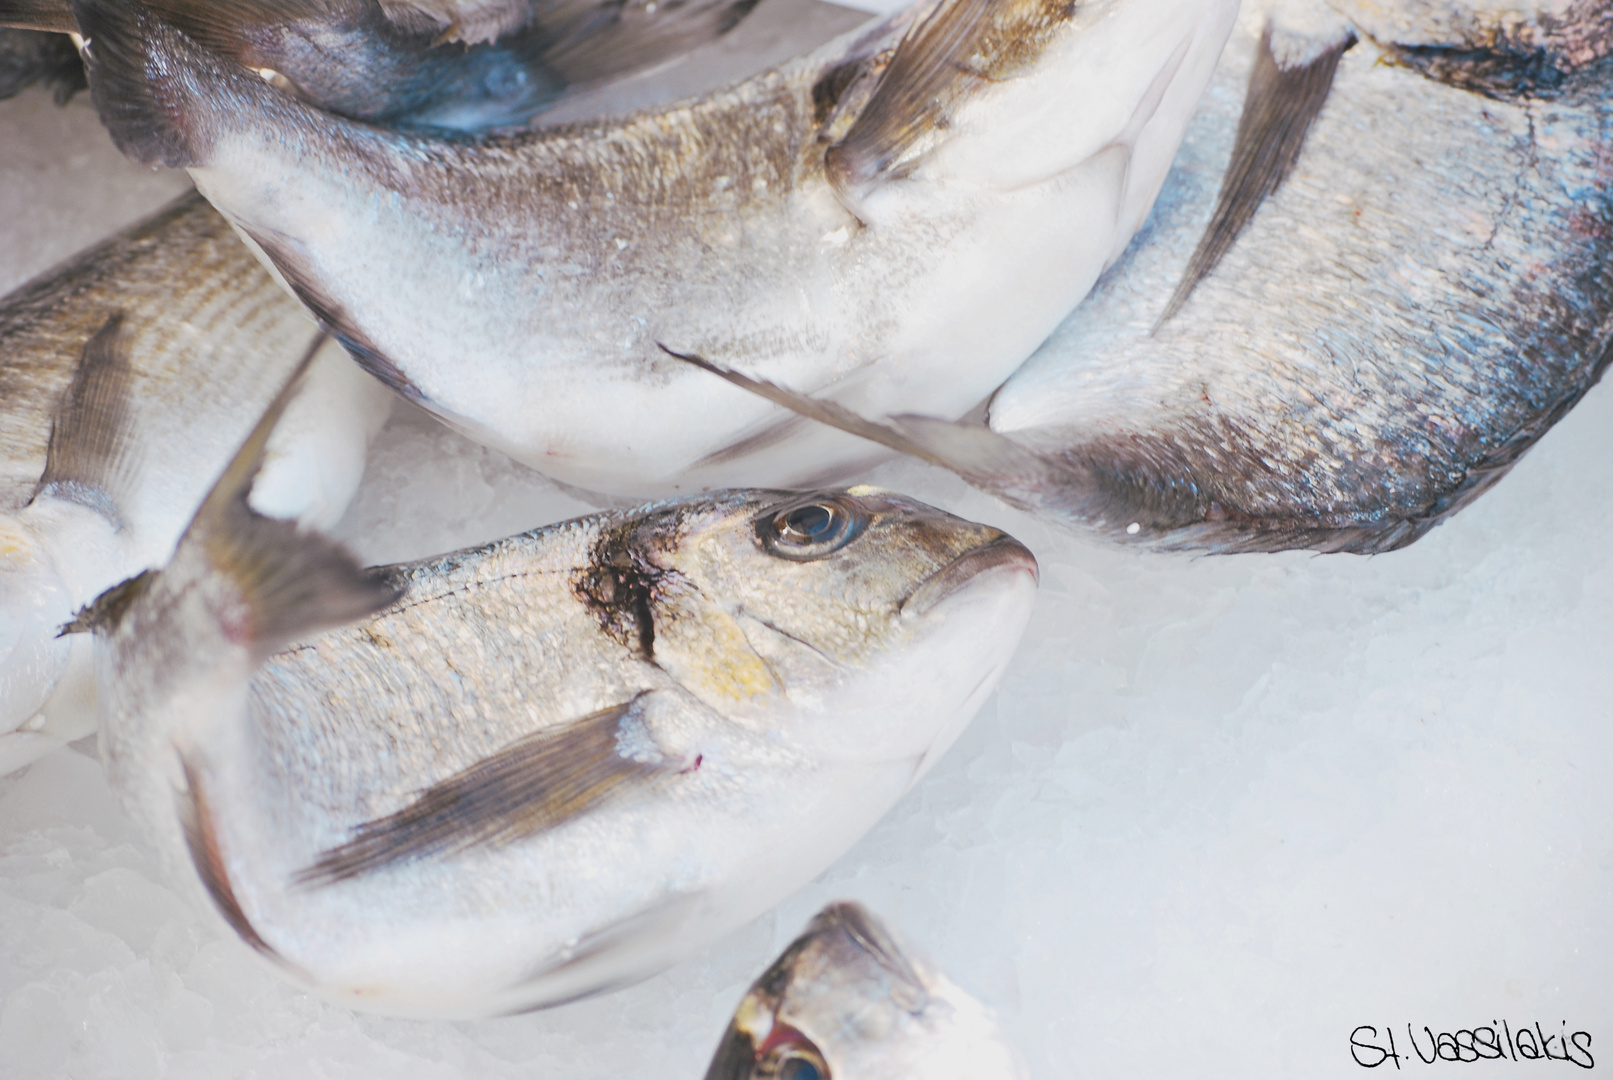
[296,695,680,886]
[823,0,995,206]
[662,345,1092,521]
[1157,23,1353,327]
[32,313,139,528]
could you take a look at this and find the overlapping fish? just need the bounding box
[3,0,765,134]
[687,0,1613,552]
[705,902,1024,1080]
[0,192,390,772]
[82,358,1038,1017]
[17,0,1238,495]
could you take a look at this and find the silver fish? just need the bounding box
[84,362,1038,1018]
[7,0,769,135]
[705,902,1025,1080]
[0,192,391,773]
[44,0,1237,496]
[685,0,1613,553]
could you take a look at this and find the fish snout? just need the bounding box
[900,534,1039,619]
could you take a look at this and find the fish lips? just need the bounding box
[899,535,1039,619]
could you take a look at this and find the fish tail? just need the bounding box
[70,333,400,653]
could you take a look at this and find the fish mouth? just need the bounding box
[900,535,1038,618]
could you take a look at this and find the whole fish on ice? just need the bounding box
[705,902,1025,1080]
[83,363,1039,1017]
[0,192,391,773]
[5,0,766,134]
[29,0,1237,495]
[691,0,1613,553]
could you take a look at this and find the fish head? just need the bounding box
[636,486,1038,765]
[706,902,1024,1080]
[0,510,78,735]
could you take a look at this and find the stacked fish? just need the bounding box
[1,0,1610,1073]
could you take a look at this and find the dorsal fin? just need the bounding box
[1156,23,1353,327]
[32,313,140,528]
[295,695,680,886]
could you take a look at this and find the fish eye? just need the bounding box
[756,1040,830,1080]
[759,497,865,562]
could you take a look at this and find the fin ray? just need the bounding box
[33,313,139,526]
[296,696,678,886]
[1157,24,1352,327]
[824,0,995,203]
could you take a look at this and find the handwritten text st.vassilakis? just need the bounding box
[1352,1024,1593,1069]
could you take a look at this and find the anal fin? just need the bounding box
[1156,22,1353,328]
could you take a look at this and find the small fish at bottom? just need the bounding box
[705,902,1025,1080]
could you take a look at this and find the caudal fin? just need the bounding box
[71,333,400,653]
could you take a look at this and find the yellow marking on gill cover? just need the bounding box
[672,604,780,702]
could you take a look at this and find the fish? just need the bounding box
[5,0,766,135]
[35,0,1238,496]
[0,191,392,774]
[679,0,1613,553]
[83,355,1039,1018]
[705,902,1025,1080]
[0,26,82,101]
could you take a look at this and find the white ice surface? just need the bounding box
[2,66,1610,1080]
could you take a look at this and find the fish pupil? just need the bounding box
[778,1057,824,1080]
[784,505,835,540]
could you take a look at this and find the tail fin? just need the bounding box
[73,333,400,653]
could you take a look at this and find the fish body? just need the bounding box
[62,0,1236,496]
[91,381,1039,1018]
[703,0,1613,552]
[705,902,1025,1080]
[0,192,390,771]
